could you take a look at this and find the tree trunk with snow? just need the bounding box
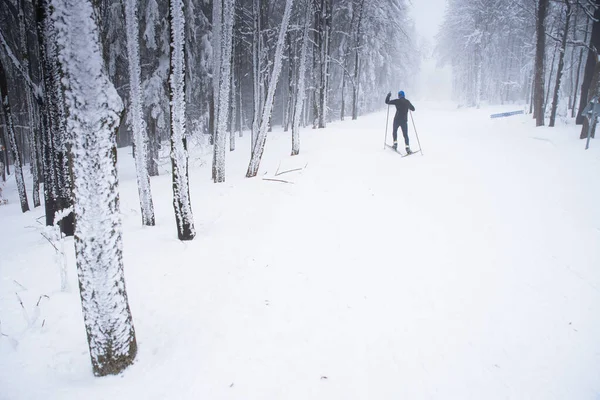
[125,0,155,226]
[212,0,235,183]
[576,0,600,125]
[549,0,571,127]
[291,0,310,156]
[533,0,549,126]
[251,0,262,150]
[34,0,58,226]
[169,0,195,240]
[229,34,236,152]
[313,0,331,129]
[51,0,137,376]
[34,0,74,233]
[246,0,294,177]
[351,0,364,121]
[283,31,294,133]
[18,0,40,208]
[0,58,29,213]
[572,15,589,118]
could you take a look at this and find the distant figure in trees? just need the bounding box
[385,91,415,153]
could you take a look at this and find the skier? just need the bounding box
[385,90,415,153]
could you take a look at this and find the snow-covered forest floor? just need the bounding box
[1,102,600,399]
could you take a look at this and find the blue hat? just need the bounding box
[398,90,405,98]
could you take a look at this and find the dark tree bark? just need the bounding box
[576,0,600,125]
[0,58,29,212]
[572,14,590,118]
[169,0,195,240]
[312,0,331,129]
[549,0,572,127]
[352,0,365,121]
[534,0,549,127]
[19,0,41,207]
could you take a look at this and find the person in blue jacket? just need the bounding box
[385,90,415,153]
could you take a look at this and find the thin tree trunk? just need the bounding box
[534,0,549,126]
[125,0,155,226]
[212,0,234,183]
[549,0,572,127]
[292,0,310,156]
[544,42,558,115]
[169,0,196,240]
[0,59,29,212]
[19,0,40,207]
[572,14,591,118]
[251,0,261,149]
[247,0,294,176]
[576,0,600,125]
[352,0,365,121]
[229,34,236,152]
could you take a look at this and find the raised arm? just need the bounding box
[385,92,391,104]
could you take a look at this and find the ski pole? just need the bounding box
[410,111,423,156]
[384,104,390,149]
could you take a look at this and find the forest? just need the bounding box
[0,0,599,380]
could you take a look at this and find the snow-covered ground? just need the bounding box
[1,103,600,399]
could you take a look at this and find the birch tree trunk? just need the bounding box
[51,0,137,376]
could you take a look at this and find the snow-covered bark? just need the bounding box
[0,59,29,213]
[18,0,40,208]
[534,0,549,126]
[125,0,155,226]
[291,0,311,156]
[351,0,365,120]
[549,0,572,127]
[34,0,58,226]
[51,0,137,376]
[246,0,294,177]
[49,22,74,236]
[251,0,261,149]
[229,44,236,152]
[169,0,195,240]
[34,0,74,235]
[313,0,331,129]
[212,0,234,182]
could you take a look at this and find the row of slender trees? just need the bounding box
[439,0,600,134]
[0,0,417,376]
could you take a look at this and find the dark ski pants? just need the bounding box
[392,118,409,146]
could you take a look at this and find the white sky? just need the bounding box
[408,0,448,42]
[407,0,452,101]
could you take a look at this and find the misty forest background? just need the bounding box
[0,0,598,377]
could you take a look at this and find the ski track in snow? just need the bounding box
[1,102,600,399]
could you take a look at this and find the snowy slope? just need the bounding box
[1,103,600,399]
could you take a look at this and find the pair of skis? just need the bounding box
[385,144,421,157]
